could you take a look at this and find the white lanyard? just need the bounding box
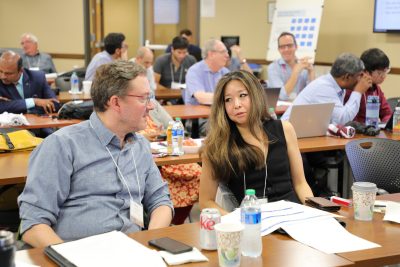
[170,62,183,84]
[243,164,268,199]
[27,56,41,69]
[89,121,141,201]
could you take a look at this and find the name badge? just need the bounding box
[130,199,144,228]
[171,82,186,90]
[29,67,40,71]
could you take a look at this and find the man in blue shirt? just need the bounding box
[18,61,173,247]
[85,33,128,81]
[0,51,59,114]
[281,53,372,125]
[268,32,315,101]
[185,39,230,105]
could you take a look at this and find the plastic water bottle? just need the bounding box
[393,107,400,136]
[268,107,278,120]
[240,189,262,257]
[70,72,80,94]
[172,118,184,155]
[365,95,380,128]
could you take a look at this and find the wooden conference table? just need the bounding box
[1,131,399,186]
[15,194,400,266]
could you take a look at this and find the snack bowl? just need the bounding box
[183,139,202,154]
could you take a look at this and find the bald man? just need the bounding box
[20,33,57,74]
[0,50,59,114]
[130,47,156,93]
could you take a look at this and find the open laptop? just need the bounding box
[289,103,335,138]
[262,86,280,109]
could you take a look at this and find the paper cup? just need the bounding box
[82,80,92,95]
[214,223,244,267]
[351,182,378,221]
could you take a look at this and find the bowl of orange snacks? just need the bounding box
[182,138,202,154]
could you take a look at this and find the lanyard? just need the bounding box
[243,164,268,199]
[27,55,41,68]
[89,121,141,201]
[170,63,183,84]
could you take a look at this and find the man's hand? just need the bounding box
[354,72,372,94]
[294,57,313,73]
[34,98,59,114]
[0,96,10,101]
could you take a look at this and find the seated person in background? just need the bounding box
[130,47,156,93]
[85,32,128,81]
[344,48,392,123]
[0,51,59,114]
[281,53,372,125]
[226,45,252,73]
[166,29,202,61]
[268,32,315,101]
[185,39,230,105]
[139,101,201,225]
[18,61,173,248]
[154,36,196,91]
[20,33,57,74]
[199,70,313,215]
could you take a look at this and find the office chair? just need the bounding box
[387,97,400,112]
[345,138,400,194]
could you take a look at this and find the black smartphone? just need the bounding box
[148,237,193,254]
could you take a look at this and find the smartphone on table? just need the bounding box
[148,237,193,254]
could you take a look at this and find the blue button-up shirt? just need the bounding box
[281,73,361,125]
[185,60,229,105]
[18,112,173,241]
[268,58,310,101]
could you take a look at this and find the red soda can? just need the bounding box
[200,208,221,250]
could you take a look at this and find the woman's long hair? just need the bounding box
[202,70,271,183]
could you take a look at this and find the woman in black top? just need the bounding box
[199,71,313,215]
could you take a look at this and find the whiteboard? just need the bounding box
[267,0,324,61]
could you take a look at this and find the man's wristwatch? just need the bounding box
[240,59,247,65]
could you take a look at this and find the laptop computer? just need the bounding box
[262,86,280,109]
[289,103,335,138]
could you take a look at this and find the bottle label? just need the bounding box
[241,210,261,224]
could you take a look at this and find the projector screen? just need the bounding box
[374,0,400,33]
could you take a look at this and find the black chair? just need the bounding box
[387,97,400,112]
[345,138,400,194]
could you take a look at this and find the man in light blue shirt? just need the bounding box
[185,39,230,105]
[281,53,372,125]
[85,33,128,81]
[19,61,173,247]
[268,32,315,101]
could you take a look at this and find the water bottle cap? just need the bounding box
[245,189,255,195]
[268,107,275,112]
[175,117,181,121]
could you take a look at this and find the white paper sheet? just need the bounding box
[222,201,379,254]
[282,217,380,254]
[51,231,166,267]
[15,261,40,267]
[383,201,400,223]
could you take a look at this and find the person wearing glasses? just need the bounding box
[281,53,372,125]
[268,32,315,101]
[344,48,392,123]
[85,32,128,81]
[18,61,173,247]
[185,39,230,106]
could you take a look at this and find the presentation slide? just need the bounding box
[267,0,324,61]
[374,0,400,32]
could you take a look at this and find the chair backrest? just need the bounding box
[387,97,400,112]
[345,138,400,193]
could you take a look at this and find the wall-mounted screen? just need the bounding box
[374,0,400,33]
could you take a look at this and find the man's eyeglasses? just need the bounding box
[373,68,391,77]
[125,93,155,105]
[213,49,228,54]
[278,43,295,50]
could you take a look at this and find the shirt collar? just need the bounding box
[15,73,24,86]
[327,73,344,97]
[89,112,136,148]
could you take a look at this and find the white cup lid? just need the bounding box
[351,182,378,192]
